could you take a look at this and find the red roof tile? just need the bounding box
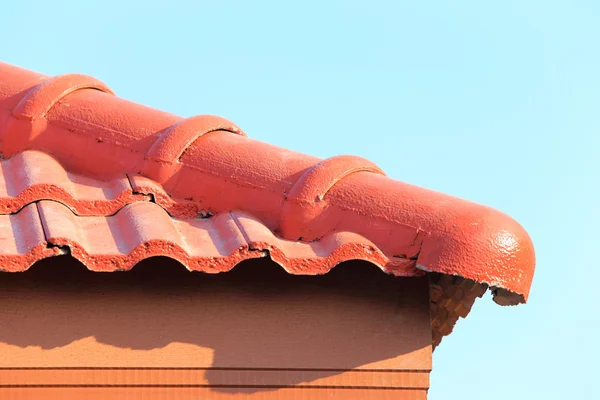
[0,150,145,215]
[37,199,409,275]
[0,62,535,319]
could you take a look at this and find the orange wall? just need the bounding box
[0,257,432,399]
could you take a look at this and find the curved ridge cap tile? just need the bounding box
[281,155,386,240]
[12,73,115,120]
[416,203,535,304]
[141,114,246,183]
[1,73,115,158]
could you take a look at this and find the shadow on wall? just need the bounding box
[0,256,430,393]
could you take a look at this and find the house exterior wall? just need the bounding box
[0,257,432,399]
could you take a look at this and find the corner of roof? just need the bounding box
[417,202,535,305]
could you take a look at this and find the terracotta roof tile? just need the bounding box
[0,62,536,345]
[4,200,411,276]
[0,149,209,218]
[0,150,145,215]
[0,203,58,271]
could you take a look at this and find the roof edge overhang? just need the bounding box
[0,62,535,307]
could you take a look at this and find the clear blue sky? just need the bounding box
[3,1,598,398]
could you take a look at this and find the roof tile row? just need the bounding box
[0,150,206,218]
[1,199,415,275]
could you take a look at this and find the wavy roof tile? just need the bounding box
[0,62,536,346]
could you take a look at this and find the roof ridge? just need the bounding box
[0,62,536,305]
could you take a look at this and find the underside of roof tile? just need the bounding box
[0,61,536,347]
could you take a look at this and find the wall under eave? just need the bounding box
[0,257,432,399]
